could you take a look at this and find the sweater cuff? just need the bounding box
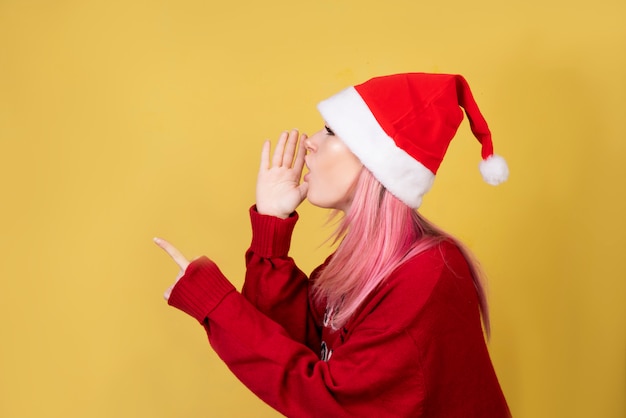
[168,256,236,324]
[249,205,298,258]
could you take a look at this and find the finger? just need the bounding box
[297,181,309,201]
[281,129,299,167]
[293,133,307,173]
[259,140,270,172]
[271,131,289,167]
[153,237,190,270]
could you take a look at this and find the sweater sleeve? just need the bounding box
[240,206,321,347]
[167,259,426,417]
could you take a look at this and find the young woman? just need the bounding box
[155,73,511,417]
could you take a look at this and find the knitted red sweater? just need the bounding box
[168,207,511,417]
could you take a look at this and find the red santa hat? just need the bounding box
[317,72,509,209]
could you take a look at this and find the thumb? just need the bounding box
[298,182,309,200]
[164,284,174,301]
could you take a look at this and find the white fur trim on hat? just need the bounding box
[317,87,434,209]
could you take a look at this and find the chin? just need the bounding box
[306,197,324,209]
[307,197,343,211]
[306,195,329,209]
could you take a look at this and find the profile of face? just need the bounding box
[303,125,363,212]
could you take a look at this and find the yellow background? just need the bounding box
[1,0,624,417]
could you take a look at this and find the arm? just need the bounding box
[240,207,322,346]
[239,129,320,344]
[167,257,426,418]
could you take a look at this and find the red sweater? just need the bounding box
[168,208,511,417]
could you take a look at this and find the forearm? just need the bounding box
[241,206,321,344]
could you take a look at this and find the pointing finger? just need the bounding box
[153,237,190,270]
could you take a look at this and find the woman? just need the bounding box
[155,73,511,417]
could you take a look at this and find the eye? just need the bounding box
[325,125,335,136]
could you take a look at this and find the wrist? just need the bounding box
[254,204,291,219]
[249,206,299,257]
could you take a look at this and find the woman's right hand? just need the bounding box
[256,129,309,219]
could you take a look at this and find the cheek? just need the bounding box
[328,143,363,186]
[326,160,361,192]
[309,146,362,208]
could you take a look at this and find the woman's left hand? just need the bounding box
[153,237,190,301]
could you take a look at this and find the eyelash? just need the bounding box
[325,125,335,136]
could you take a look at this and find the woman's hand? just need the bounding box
[153,237,190,301]
[256,129,309,219]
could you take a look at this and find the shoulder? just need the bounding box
[391,240,471,292]
[359,240,476,327]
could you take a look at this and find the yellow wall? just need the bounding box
[1,1,624,417]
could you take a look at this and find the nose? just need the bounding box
[304,129,323,151]
[304,134,315,152]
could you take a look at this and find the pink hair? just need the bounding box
[312,168,491,336]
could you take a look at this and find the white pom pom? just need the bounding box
[479,154,509,185]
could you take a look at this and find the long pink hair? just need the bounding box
[312,168,491,336]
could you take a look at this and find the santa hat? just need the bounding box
[317,73,509,209]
